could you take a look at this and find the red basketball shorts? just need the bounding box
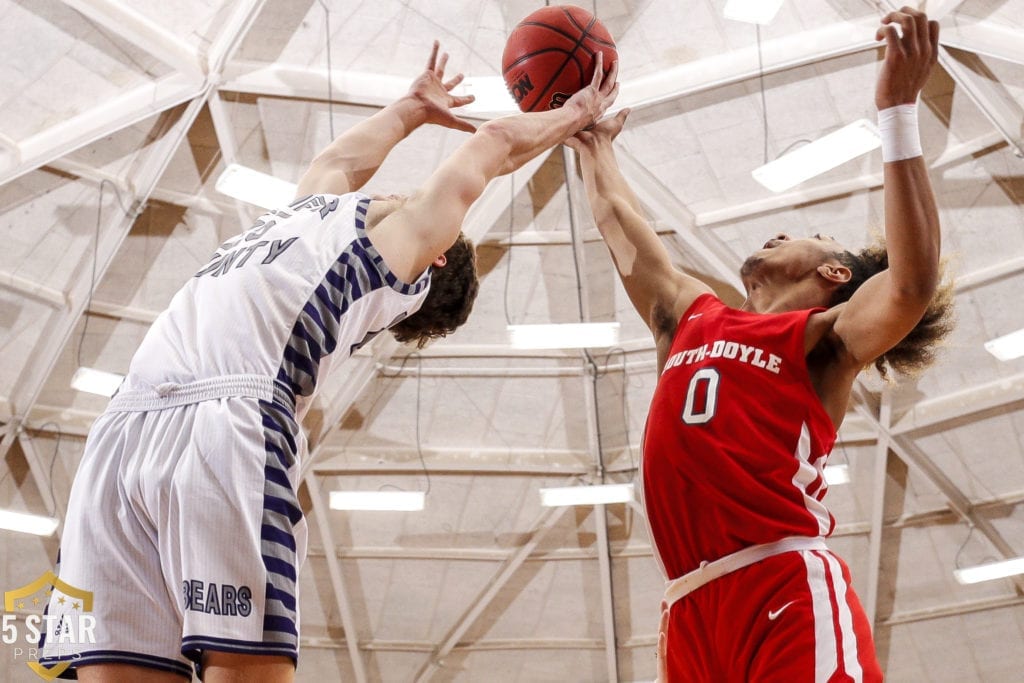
[665,549,883,682]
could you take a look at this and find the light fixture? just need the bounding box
[984,328,1024,361]
[0,509,59,536]
[329,490,425,511]
[539,483,635,507]
[723,0,786,25]
[953,557,1024,585]
[823,464,850,486]
[507,322,620,350]
[458,76,517,115]
[70,367,124,397]
[752,119,881,193]
[215,163,297,210]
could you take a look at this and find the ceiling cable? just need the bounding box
[75,179,138,368]
[317,0,336,140]
[502,177,515,325]
[563,153,607,480]
[756,24,769,165]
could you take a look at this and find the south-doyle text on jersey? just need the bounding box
[662,340,783,375]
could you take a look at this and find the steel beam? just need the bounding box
[864,388,892,626]
[619,16,881,112]
[305,473,368,683]
[1,74,202,186]
[60,0,203,78]
[942,18,1024,68]
[1,0,268,459]
[938,46,1024,158]
[1,97,202,461]
[413,503,572,682]
[221,16,883,118]
[694,129,1005,228]
[852,383,1024,594]
[0,270,67,308]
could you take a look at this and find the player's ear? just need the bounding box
[433,254,447,268]
[817,262,851,285]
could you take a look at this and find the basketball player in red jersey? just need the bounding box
[571,8,953,682]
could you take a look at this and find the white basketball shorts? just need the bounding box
[39,375,307,679]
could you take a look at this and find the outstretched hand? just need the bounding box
[566,107,630,152]
[564,52,620,132]
[874,6,939,109]
[407,40,476,133]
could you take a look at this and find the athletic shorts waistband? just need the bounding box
[107,375,295,413]
[664,536,829,607]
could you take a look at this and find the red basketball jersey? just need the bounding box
[642,293,838,580]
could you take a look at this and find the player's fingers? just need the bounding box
[447,115,477,134]
[591,51,604,89]
[427,40,439,71]
[603,58,619,95]
[604,81,620,108]
[444,72,465,90]
[877,24,902,58]
[450,93,474,107]
[616,107,631,127]
[892,12,916,55]
[928,19,940,65]
[437,52,449,78]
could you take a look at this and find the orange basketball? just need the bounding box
[502,5,617,113]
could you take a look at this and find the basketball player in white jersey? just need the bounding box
[41,43,619,682]
[571,9,952,681]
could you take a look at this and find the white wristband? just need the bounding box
[877,104,921,162]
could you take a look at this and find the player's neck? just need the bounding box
[742,280,830,314]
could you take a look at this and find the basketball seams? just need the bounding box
[564,10,616,49]
[502,7,616,112]
[523,12,593,110]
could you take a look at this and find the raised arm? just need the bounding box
[368,54,620,282]
[568,110,711,334]
[294,41,475,198]
[833,8,941,365]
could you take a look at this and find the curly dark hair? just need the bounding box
[391,232,479,348]
[829,243,955,378]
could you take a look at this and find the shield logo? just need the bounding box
[4,570,94,680]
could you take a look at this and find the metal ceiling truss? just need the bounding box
[7,3,1024,676]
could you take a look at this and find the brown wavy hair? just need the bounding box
[829,243,955,378]
[391,232,479,348]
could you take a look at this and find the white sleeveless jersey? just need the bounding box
[123,193,430,418]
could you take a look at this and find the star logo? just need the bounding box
[4,571,94,680]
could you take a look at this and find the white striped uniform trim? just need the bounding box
[803,549,863,683]
[821,550,864,681]
[790,422,833,535]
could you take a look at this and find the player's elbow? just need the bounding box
[891,271,938,311]
[473,120,516,176]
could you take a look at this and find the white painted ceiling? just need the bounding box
[2,1,1024,681]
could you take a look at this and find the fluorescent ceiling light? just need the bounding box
[824,464,850,486]
[984,328,1024,361]
[458,76,517,115]
[507,323,620,350]
[215,163,297,210]
[329,490,425,511]
[0,509,59,536]
[953,557,1024,585]
[752,119,881,193]
[723,0,785,24]
[539,483,635,507]
[70,367,124,397]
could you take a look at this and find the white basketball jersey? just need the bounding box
[124,193,430,418]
